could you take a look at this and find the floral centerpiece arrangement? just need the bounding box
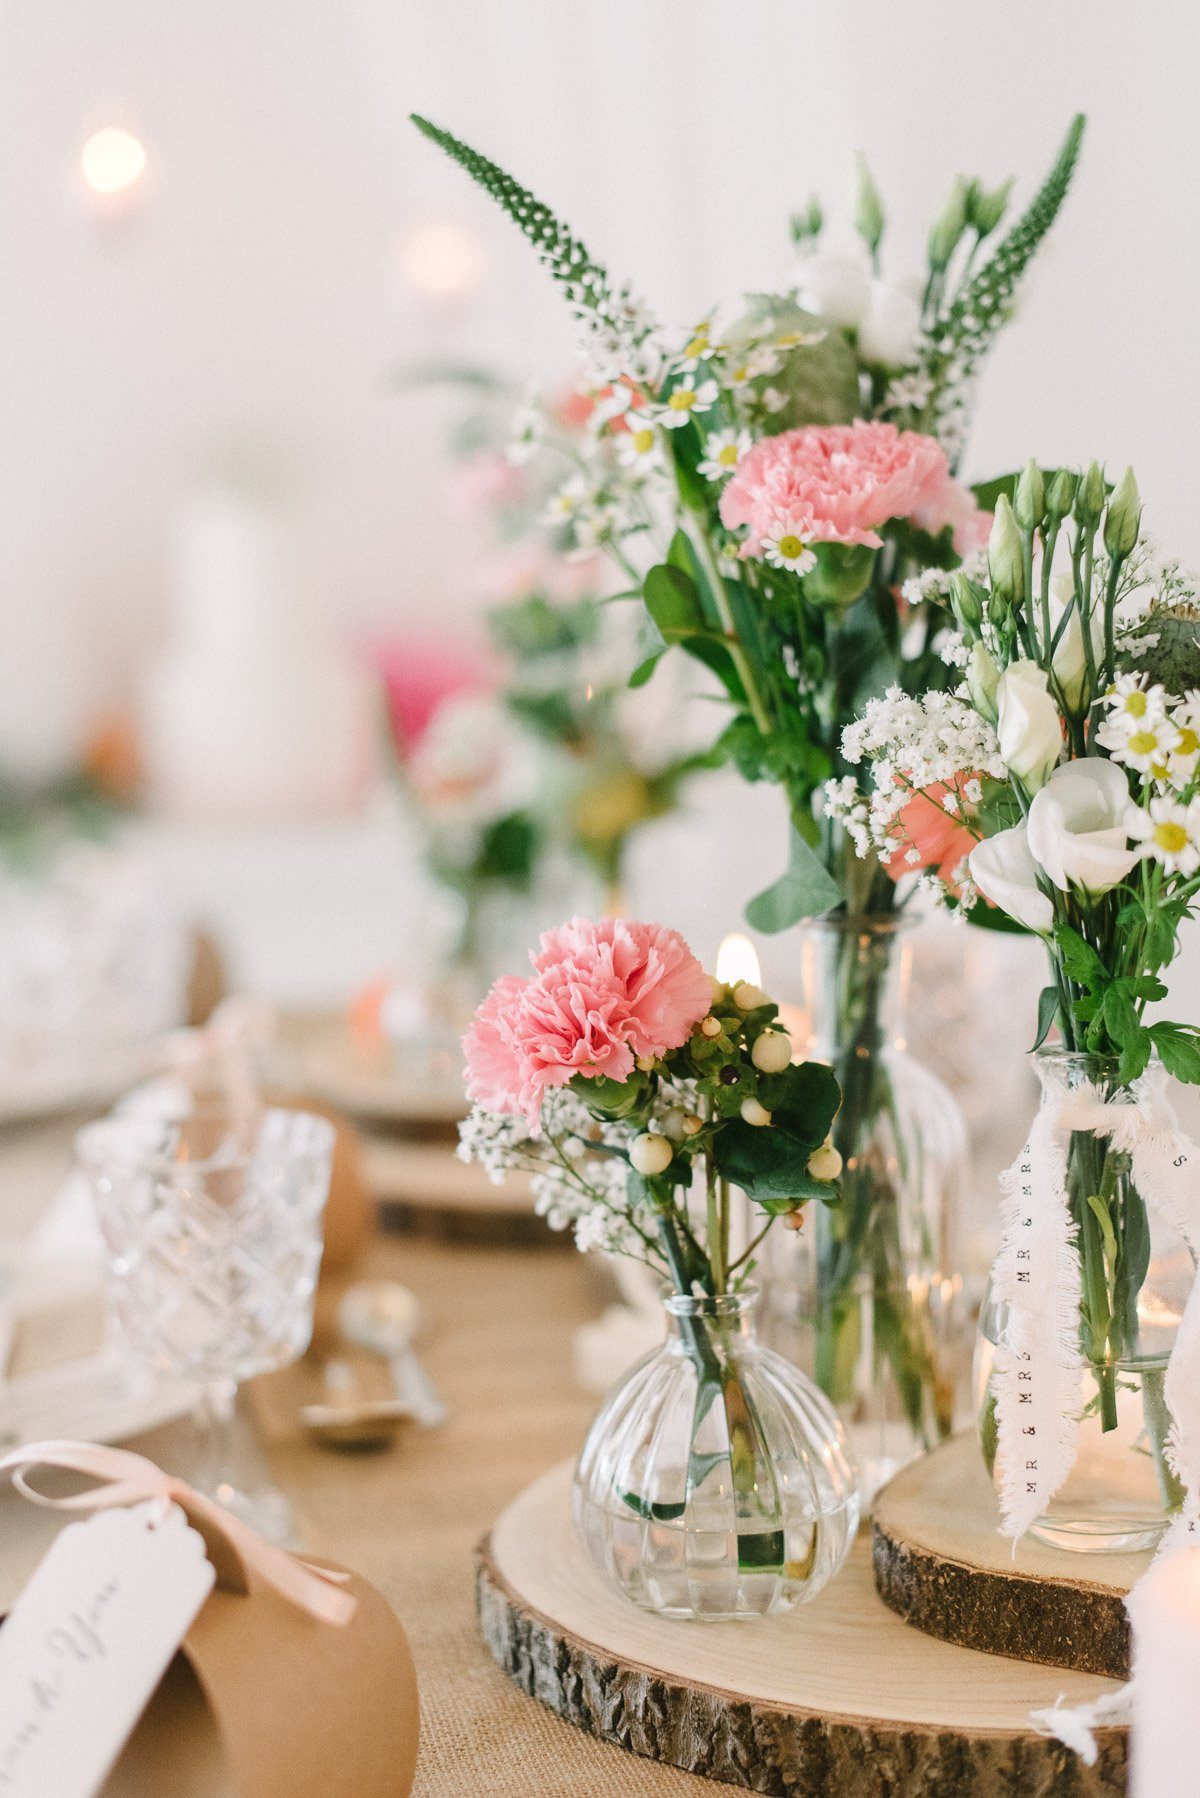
[458,913,858,1617]
[832,462,1200,1551]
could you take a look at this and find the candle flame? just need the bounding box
[715,932,761,988]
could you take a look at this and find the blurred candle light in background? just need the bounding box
[399,221,485,301]
[80,124,146,198]
[715,932,761,988]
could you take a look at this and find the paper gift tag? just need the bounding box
[0,1501,216,1798]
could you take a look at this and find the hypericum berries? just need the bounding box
[740,1097,772,1127]
[630,1133,674,1176]
[751,1030,793,1073]
[733,981,768,1011]
[680,1113,704,1137]
[807,1139,843,1182]
[700,1016,723,1038]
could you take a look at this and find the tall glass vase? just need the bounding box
[762,915,969,1498]
[974,1050,1193,1553]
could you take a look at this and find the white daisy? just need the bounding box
[1166,693,1200,787]
[725,345,782,387]
[760,519,816,576]
[1131,795,1200,875]
[761,386,788,415]
[697,428,751,482]
[677,321,718,371]
[1099,712,1180,778]
[542,475,589,527]
[658,377,719,429]
[616,419,663,473]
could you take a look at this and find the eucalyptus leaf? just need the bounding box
[745,828,842,933]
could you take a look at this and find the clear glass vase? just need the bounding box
[974,1049,1193,1553]
[573,1288,859,1620]
[761,915,969,1499]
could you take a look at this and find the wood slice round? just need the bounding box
[477,1460,1127,1796]
[872,1433,1149,1679]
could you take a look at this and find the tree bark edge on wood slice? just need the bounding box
[872,1518,1130,1680]
[475,1534,1128,1797]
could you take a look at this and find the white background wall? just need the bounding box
[1,0,1199,992]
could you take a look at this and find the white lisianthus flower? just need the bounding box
[969,825,1054,934]
[795,253,871,329]
[995,660,1062,792]
[1025,759,1140,895]
[857,282,922,367]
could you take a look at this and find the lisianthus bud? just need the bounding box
[966,641,1001,722]
[928,175,969,272]
[740,1097,772,1127]
[988,495,1026,609]
[1074,461,1106,527]
[1103,467,1141,561]
[751,1030,793,1073]
[853,153,886,259]
[1013,459,1045,531]
[1046,469,1077,521]
[967,176,1012,238]
[950,571,986,634]
[733,981,768,1011]
[807,1140,843,1182]
[630,1133,673,1177]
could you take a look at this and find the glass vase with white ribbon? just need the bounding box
[974,1049,1197,1553]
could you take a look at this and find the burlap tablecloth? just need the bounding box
[0,1105,737,1798]
[250,1234,740,1796]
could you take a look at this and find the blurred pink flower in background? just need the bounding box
[366,636,494,755]
[465,540,603,606]
[463,915,712,1126]
[444,449,528,521]
[720,419,987,556]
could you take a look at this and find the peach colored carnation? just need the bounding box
[719,420,986,557]
[462,916,712,1127]
[883,778,979,895]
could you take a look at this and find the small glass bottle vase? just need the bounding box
[975,1050,1193,1553]
[762,915,969,1498]
[573,1289,859,1620]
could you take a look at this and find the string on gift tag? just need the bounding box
[0,1439,357,1625]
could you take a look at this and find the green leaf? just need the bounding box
[1151,1025,1200,1085]
[642,563,705,640]
[1032,985,1060,1051]
[1054,922,1106,992]
[756,1060,842,1148]
[1102,983,1140,1047]
[474,811,540,886]
[1117,1026,1153,1088]
[712,1127,831,1204]
[745,828,843,933]
[628,614,667,687]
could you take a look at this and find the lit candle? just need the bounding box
[80,124,148,220]
[1129,1545,1200,1795]
[714,932,761,989]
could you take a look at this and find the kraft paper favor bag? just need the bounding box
[0,1442,420,1798]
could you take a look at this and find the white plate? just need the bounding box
[0,1347,197,1452]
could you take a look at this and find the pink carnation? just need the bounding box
[462,916,712,1127]
[719,420,986,557]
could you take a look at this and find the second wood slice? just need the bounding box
[872,1434,1150,1678]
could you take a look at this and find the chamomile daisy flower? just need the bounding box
[658,377,719,429]
[1166,693,1200,787]
[761,386,788,415]
[697,428,751,482]
[678,321,718,371]
[760,519,816,576]
[1131,795,1200,875]
[1099,710,1180,778]
[616,421,663,473]
[542,475,589,528]
[725,346,782,387]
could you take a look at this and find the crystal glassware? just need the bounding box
[573,1287,859,1620]
[974,1049,1193,1553]
[77,1101,334,1541]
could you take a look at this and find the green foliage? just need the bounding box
[1051,919,1200,1085]
[745,827,843,934]
[473,811,541,886]
[410,115,624,337]
[919,115,1085,441]
[488,593,598,660]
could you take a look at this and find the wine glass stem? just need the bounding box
[195,1377,240,1504]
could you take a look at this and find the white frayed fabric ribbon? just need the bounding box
[993,1065,1200,1761]
[993,1063,1200,1545]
